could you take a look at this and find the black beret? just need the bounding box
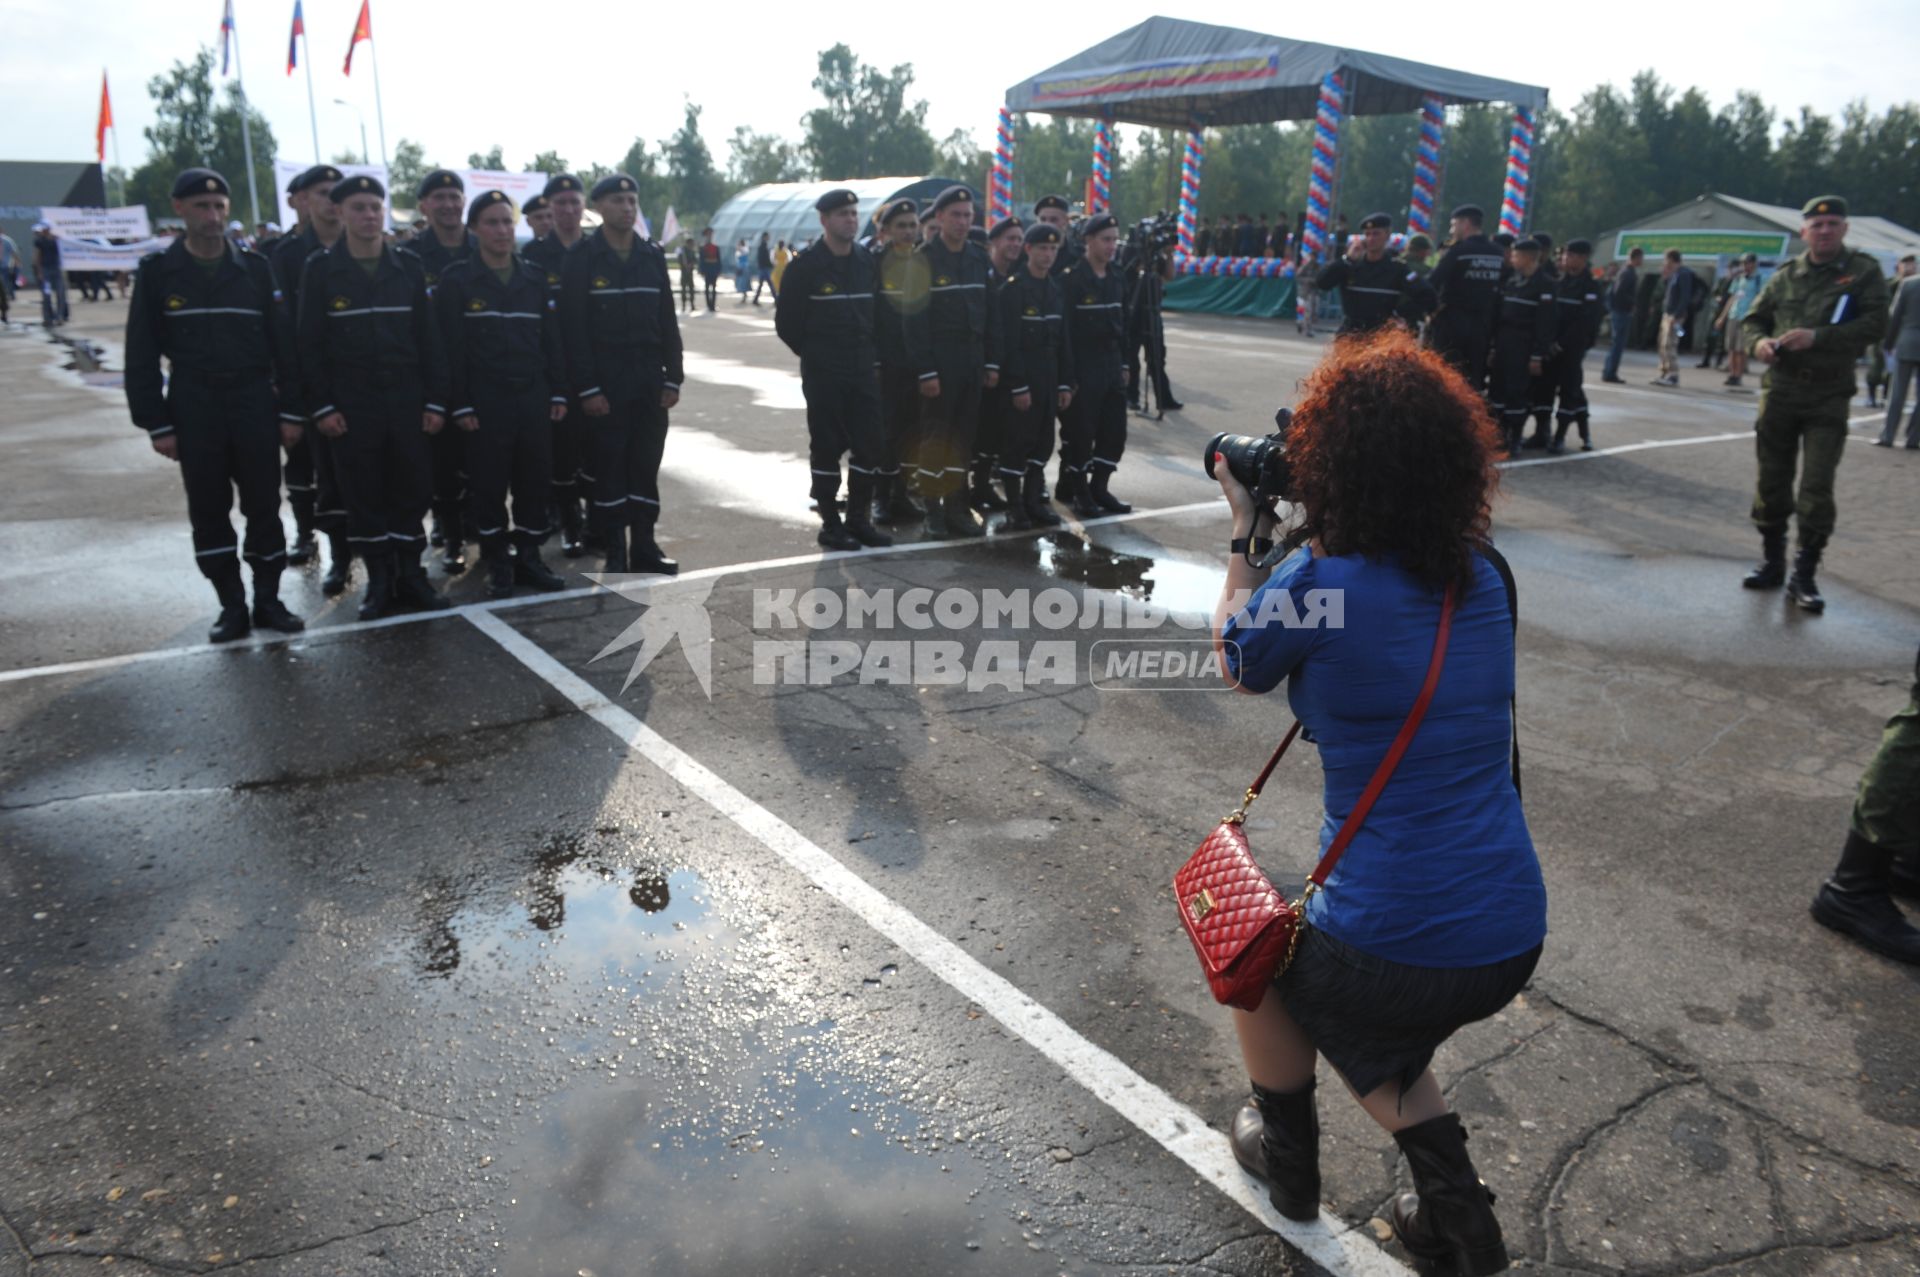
[1360,212,1392,230]
[1023,222,1063,247]
[417,169,463,199]
[966,226,988,244]
[1407,233,1433,252]
[1563,238,1592,256]
[1034,194,1070,214]
[815,188,859,214]
[1532,231,1554,249]
[521,193,550,216]
[1082,213,1118,237]
[543,173,584,197]
[1491,231,1516,248]
[1802,195,1847,218]
[878,197,918,225]
[930,186,973,215]
[1512,235,1544,253]
[986,216,1023,241]
[1450,203,1485,223]
[288,164,344,194]
[467,189,516,223]
[590,173,638,201]
[172,168,230,199]
[330,174,386,203]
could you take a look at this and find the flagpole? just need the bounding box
[367,12,389,168]
[302,32,321,161]
[227,6,264,228]
[111,124,125,206]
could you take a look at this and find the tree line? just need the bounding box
[127,45,1919,241]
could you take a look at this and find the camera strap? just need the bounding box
[1480,542,1523,799]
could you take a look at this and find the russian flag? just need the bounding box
[287,1,304,76]
[219,0,234,76]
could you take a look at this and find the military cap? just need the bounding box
[1359,212,1392,231]
[172,168,230,199]
[1563,238,1593,256]
[1023,222,1063,247]
[417,169,464,199]
[288,164,344,194]
[590,173,638,201]
[330,174,386,203]
[930,185,973,215]
[467,189,516,223]
[1802,195,1847,219]
[878,197,918,226]
[1034,194,1070,214]
[1491,231,1516,249]
[986,216,1023,241]
[543,173,584,197]
[1741,251,1759,263]
[1512,235,1544,253]
[918,204,938,223]
[521,193,550,216]
[1450,203,1485,224]
[815,188,859,214]
[1082,213,1118,237]
[1532,231,1554,249]
[1407,233,1433,252]
[966,226,988,244]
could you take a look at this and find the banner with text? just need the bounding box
[55,237,173,271]
[272,161,389,231]
[40,206,153,240]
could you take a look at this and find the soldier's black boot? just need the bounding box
[1742,529,1787,590]
[440,507,467,575]
[394,550,452,612]
[1055,466,1083,509]
[286,504,317,566]
[1025,471,1064,528]
[1089,468,1132,514]
[321,532,354,596]
[1548,420,1570,455]
[629,515,679,576]
[357,546,396,621]
[513,536,567,592]
[207,561,251,643]
[1068,472,1104,520]
[484,542,515,599]
[999,471,1034,531]
[1229,1079,1321,1223]
[1787,545,1825,614]
[1576,413,1593,452]
[1521,414,1551,449]
[560,495,586,558]
[843,475,893,548]
[922,489,952,539]
[250,563,305,633]
[817,510,860,552]
[969,459,1007,512]
[1389,1114,1510,1277]
[943,489,984,538]
[1811,831,1920,965]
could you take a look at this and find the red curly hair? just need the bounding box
[1281,328,1501,594]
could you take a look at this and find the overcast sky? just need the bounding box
[6,0,1911,190]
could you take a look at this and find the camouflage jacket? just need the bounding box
[1743,247,1889,376]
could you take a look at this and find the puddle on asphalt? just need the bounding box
[974,526,1225,620]
[399,848,1088,1276]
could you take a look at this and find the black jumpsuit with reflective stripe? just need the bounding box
[775,239,885,510]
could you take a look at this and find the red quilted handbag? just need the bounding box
[1176,585,1456,1011]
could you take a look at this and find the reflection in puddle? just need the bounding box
[1034,528,1225,618]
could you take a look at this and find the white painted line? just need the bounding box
[462,606,1414,1277]
[1501,413,1885,470]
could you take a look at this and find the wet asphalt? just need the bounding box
[2,298,1917,1276]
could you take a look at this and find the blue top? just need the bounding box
[1222,548,1546,968]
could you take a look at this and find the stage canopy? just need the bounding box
[1005,17,1546,130]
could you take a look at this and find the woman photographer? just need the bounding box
[1208,329,1545,1277]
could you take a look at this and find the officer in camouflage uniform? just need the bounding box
[1739,196,1890,614]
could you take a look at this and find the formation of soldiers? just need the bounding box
[776,186,1139,548]
[127,163,681,642]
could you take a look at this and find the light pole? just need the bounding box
[333,99,369,165]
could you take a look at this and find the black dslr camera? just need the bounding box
[1204,408,1293,506]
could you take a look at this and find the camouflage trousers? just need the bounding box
[1750,379,1853,550]
[1853,665,1920,853]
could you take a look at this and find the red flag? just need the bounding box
[344,0,371,76]
[97,70,113,163]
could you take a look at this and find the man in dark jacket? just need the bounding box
[994,222,1075,530]
[904,186,1000,539]
[297,175,452,619]
[775,188,891,551]
[410,169,478,572]
[1314,212,1433,335]
[1425,204,1506,384]
[1653,249,1696,387]
[522,173,593,557]
[271,163,344,582]
[1061,213,1129,518]
[126,167,306,642]
[1488,237,1556,456]
[871,198,930,524]
[1601,247,1642,382]
[1537,239,1603,453]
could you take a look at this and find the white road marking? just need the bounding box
[462,606,1415,1277]
[1502,413,1884,469]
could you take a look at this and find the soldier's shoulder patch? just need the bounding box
[819,283,837,295]
[593,276,610,289]
[1083,293,1096,304]
[331,295,352,311]
[547,272,560,285]
[936,275,952,286]
[467,297,487,311]
[164,294,186,310]
[1024,305,1038,316]
[547,298,557,310]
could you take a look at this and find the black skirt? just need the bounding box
[1275,926,1542,1099]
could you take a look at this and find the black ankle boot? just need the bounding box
[1229,1079,1321,1223]
[943,490,983,538]
[999,472,1034,531]
[1089,469,1132,514]
[393,551,452,611]
[1810,831,1920,964]
[1576,414,1592,451]
[969,461,1007,512]
[629,522,679,575]
[882,475,925,524]
[513,541,567,592]
[286,513,317,566]
[321,532,354,596]
[357,547,395,621]
[1025,472,1064,527]
[250,564,305,633]
[1787,545,1824,614]
[1389,1113,1509,1276]
[559,494,586,558]
[208,561,251,643]
[484,547,516,599]
[1548,421,1569,455]
[817,515,861,552]
[1742,529,1787,590]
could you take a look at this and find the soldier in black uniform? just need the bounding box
[559,173,683,575]
[995,222,1075,531]
[971,216,1025,515]
[297,174,453,619]
[1061,212,1134,519]
[521,174,592,557]
[905,186,1000,539]
[271,164,342,571]
[1520,232,1562,447]
[1537,239,1602,453]
[1033,195,1084,278]
[1425,204,1506,385]
[1313,212,1433,336]
[411,169,476,574]
[434,189,570,598]
[871,197,927,525]
[521,192,554,244]
[1488,237,1556,457]
[775,188,893,552]
[125,167,306,643]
